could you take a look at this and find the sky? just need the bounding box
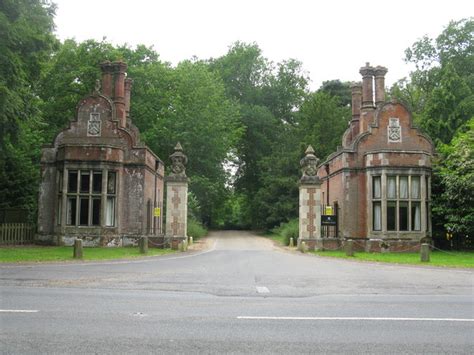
[52,0,472,90]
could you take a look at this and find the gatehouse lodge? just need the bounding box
[37,61,165,246]
[314,63,435,251]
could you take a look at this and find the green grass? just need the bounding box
[313,250,474,268]
[0,246,175,263]
[264,232,286,245]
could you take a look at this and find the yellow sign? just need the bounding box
[154,208,161,217]
[325,206,334,216]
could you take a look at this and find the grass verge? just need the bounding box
[313,250,474,268]
[0,246,175,263]
[263,231,286,246]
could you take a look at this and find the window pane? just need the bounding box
[92,172,102,193]
[411,176,420,199]
[68,171,78,193]
[387,201,396,231]
[373,176,381,199]
[399,201,408,231]
[92,199,101,226]
[58,171,63,191]
[80,171,90,193]
[107,172,116,194]
[426,176,429,199]
[79,198,89,225]
[57,197,62,225]
[67,197,76,225]
[400,176,408,199]
[412,202,421,231]
[373,202,381,231]
[106,197,115,226]
[387,176,396,199]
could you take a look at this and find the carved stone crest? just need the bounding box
[169,142,188,179]
[87,112,101,136]
[388,117,401,143]
[300,145,320,184]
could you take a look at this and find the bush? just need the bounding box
[273,218,299,246]
[187,217,208,240]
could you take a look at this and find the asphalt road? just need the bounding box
[1,230,473,354]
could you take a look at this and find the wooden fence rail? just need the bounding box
[0,223,35,245]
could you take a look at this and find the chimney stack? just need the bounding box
[350,82,362,138]
[374,66,388,106]
[100,61,114,98]
[359,62,375,109]
[124,78,133,120]
[112,61,127,128]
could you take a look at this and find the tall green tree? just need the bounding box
[0,0,57,216]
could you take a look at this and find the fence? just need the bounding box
[0,223,35,245]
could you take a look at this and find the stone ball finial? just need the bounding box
[300,145,320,183]
[169,142,188,178]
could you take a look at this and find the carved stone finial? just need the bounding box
[94,79,101,94]
[300,145,320,183]
[169,142,188,179]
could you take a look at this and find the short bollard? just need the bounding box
[73,238,83,259]
[300,241,307,253]
[289,237,294,248]
[345,239,354,257]
[139,236,148,254]
[420,243,430,262]
[189,236,193,245]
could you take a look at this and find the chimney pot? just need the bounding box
[99,61,113,98]
[112,61,127,127]
[359,63,375,109]
[374,65,388,106]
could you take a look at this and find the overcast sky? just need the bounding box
[52,0,472,89]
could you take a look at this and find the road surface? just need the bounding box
[1,231,473,353]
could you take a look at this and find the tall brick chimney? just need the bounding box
[112,61,127,128]
[359,63,375,133]
[100,61,114,98]
[374,66,388,106]
[350,82,362,139]
[359,62,375,109]
[124,78,133,120]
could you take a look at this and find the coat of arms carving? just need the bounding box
[87,112,101,136]
[388,117,401,143]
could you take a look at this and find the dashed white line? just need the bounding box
[237,316,474,322]
[256,286,270,294]
[0,310,39,313]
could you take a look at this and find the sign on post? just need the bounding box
[321,215,337,226]
[154,207,161,217]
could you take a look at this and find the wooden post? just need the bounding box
[420,243,430,262]
[73,238,83,259]
[345,239,354,256]
[139,236,148,254]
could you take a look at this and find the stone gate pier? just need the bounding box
[165,143,188,249]
[298,146,322,250]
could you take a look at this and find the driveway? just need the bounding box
[1,230,473,354]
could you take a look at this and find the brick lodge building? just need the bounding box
[37,61,164,246]
[317,64,435,251]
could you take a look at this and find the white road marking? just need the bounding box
[0,310,39,313]
[237,316,474,322]
[256,286,270,293]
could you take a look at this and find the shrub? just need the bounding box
[273,218,299,246]
[187,217,208,240]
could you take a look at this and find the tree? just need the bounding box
[396,18,474,145]
[0,0,57,216]
[433,118,474,248]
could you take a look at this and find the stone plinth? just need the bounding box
[165,179,188,248]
